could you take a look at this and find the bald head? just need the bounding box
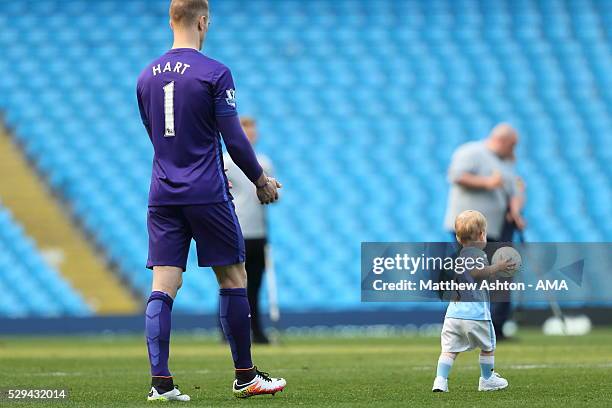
[486,123,518,159]
[490,123,517,142]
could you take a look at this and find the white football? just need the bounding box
[491,246,522,277]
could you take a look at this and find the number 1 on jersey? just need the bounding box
[163,81,176,137]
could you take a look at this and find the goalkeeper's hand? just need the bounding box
[255,174,282,204]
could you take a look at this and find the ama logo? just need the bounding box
[225,89,236,108]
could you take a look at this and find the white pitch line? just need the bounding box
[509,362,612,370]
[26,372,83,377]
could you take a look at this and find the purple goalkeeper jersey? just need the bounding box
[137,48,239,206]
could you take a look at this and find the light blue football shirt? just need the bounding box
[445,246,491,321]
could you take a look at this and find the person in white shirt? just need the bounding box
[223,116,275,344]
[444,123,525,242]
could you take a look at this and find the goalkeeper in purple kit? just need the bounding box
[136,0,286,401]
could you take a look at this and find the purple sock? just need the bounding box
[145,291,174,377]
[219,288,253,369]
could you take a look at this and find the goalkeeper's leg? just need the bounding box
[215,263,286,397]
[145,266,190,402]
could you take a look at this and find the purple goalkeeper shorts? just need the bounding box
[146,202,245,270]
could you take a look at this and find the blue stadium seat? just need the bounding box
[0,205,91,317]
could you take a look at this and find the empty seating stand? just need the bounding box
[0,0,609,313]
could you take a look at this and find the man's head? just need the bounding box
[486,123,518,160]
[455,210,487,247]
[240,116,258,145]
[169,0,210,50]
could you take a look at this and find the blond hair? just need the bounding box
[455,210,487,244]
[170,0,209,27]
[240,116,256,127]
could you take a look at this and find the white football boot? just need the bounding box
[432,376,449,392]
[478,372,509,391]
[147,386,191,402]
[233,367,286,398]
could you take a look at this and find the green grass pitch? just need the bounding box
[1,329,611,407]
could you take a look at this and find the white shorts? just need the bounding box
[441,318,496,353]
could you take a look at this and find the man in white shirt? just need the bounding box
[224,116,275,344]
[444,123,525,242]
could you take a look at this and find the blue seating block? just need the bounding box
[0,206,91,317]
